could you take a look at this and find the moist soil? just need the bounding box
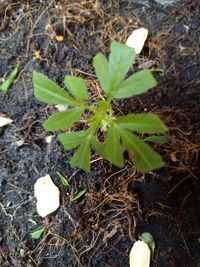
[0,1,200,266]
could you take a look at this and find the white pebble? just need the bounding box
[0,115,13,127]
[126,28,148,54]
[45,135,53,144]
[129,240,150,267]
[34,174,60,217]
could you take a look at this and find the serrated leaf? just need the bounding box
[70,138,91,171]
[93,53,110,94]
[0,63,20,92]
[64,75,88,101]
[31,227,45,239]
[56,171,69,186]
[59,131,87,150]
[109,41,136,93]
[119,128,164,172]
[72,189,86,201]
[33,71,74,105]
[116,113,168,134]
[113,69,157,99]
[143,135,169,144]
[104,125,124,167]
[43,108,84,131]
[90,135,105,158]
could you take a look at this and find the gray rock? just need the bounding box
[132,0,186,6]
[154,0,185,6]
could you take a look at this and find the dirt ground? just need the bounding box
[0,0,200,266]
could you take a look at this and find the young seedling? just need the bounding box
[0,62,20,92]
[31,227,45,239]
[72,189,86,202]
[56,171,69,186]
[33,41,168,172]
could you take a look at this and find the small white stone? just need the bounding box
[34,174,60,217]
[0,115,13,127]
[129,240,150,267]
[55,104,68,112]
[126,28,148,54]
[45,135,53,144]
[183,25,189,34]
[16,140,24,147]
[179,43,187,51]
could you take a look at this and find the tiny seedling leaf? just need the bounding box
[43,108,84,131]
[113,69,157,99]
[116,113,168,134]
[93,53,110,93]
[56,171,69,186]
[139,232,155,254]
[109,41,136,93]
[59,131,87,150]
[143,135,169,144]
[104,124,124,167]
[0,63,20,92]
[31,227,45,239]
[72,189,86,201]
[64,75,88,101]
[70,139,91,171]
[33,71,74,105]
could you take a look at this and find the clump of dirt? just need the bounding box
[0,1,200,267]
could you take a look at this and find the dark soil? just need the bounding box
[0,1,200,266]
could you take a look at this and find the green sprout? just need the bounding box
[31,227,45,240]
[33,41,168,172]
[0,62,20,92]
[72,189,86,202]
[56,171,69,186]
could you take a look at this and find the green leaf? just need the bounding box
[90,135,105,158]
[72,189,86,201]
[56,171,69,186]
[59,131,87,150]
[143,135,169,144]
[43,108,84,131]
[119,128,164,172]
[113,69,157,99]
[116,113,168,133]
[31,227,45,239]
[64,75,88,100]
[93,53,110,94]
[33,71,74,105]
[70,138,91,171]
[104,125,124,167]
[109,41,136,93]
[0,63,20,92]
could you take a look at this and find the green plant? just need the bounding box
[56,171,69,186]
[0,62,20,92]
[33,41,168,172]
[72,189,86,202]
[31,227,45,239]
